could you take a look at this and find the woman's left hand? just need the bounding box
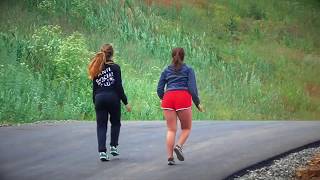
[197,104,205,112]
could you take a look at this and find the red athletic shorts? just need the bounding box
[161,90,192,111]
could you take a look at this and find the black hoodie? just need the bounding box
[92,63,128,105]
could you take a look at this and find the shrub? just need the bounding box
[247,3,266,20]
[54,32,91,81]
[26,25,62,79]
[37,0,57,15]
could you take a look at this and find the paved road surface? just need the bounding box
[1,121,320,180]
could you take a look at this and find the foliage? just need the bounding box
[26,25,62,78]
[1,0,320,124]
[54,32,91,81]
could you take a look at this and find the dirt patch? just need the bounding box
[277,46,305,61]
[144,0,180,8]
[185,0,208,8]
[305,83,320,98]
[252,42,307,63]
[144,0,208,10]
[296,152,320,180]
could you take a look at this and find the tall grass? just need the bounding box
[0,0,319,124]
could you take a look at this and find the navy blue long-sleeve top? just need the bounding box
[157,64,200,107]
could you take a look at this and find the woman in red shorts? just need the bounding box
[157,47,204,165]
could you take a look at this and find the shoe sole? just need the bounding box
[174,147,184,161]
[100,158,110,161]
[110,152,120,156]
[168,162,175,165]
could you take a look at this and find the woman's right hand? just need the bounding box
[197,104,204,112]
[125,104,132,112]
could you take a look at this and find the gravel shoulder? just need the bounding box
[228,142,320,179]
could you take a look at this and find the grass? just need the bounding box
[0,0,319,124]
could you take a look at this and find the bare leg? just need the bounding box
[176,108,192,147]
[164,110,177,159]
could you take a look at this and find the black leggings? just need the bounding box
[95,92,121,152]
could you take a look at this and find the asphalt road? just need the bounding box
[1,121,320,180]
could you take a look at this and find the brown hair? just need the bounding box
[171,48,184,70]
[88,44,114,79]
[171,47,185,70]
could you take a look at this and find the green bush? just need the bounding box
[54,32,91,81]
[26,25,62,79]
[247,3,266,20]
[37,0,57,15]
[70,0,91,18]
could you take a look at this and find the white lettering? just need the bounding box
[96,68,116,87]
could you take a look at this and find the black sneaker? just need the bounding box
[168,157,175,165]
[174,145,184,161]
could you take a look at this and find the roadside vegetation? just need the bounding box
[0,0,319,124]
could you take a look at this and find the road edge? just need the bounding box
[223,140,320,180]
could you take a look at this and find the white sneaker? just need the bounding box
[110,146,120,156]
[99,152,110,161]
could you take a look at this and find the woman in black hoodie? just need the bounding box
[88,44,131,161]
